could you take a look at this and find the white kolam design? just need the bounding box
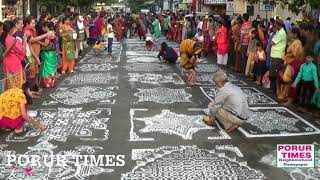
[83,50,121,63]
[128,73,184,85]
[6,108,111,142]
[122,146,264,179]
[50,86,117,105]
[76,63,118,72]
[238,107,320,138]
[127,56,160,63]
[200,87,277,105]
[130,109,231,141]
[60,73,118,86]
[124,63,171,72]
[133,87,192,104]
[195,73,247,86]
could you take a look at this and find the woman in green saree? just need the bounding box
[152,16,162,39]
[39,22,57,88]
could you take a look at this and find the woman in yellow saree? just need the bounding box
[180,39,204,85]
[277,27,304,100]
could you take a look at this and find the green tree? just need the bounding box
[247,0,319,15]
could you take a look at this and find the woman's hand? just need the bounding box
[23,33,28,44]
[30,91,41,98]
[36,57,41,66]
[291,83,297,88]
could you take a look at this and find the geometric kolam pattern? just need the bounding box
[125,63,171,72]
[195,73,247,86]
[128,73,184,85]
[238,107,320,138]
[129,109,211,141]
[122,146,264,179]
[76,63,118,72]
[60,73,118,86]
[126,51,160,63]
[200,87,277,105]
[134,87,192,104]
[6,108,111,142]
[127,56,160,63]
[50,86,117,105]
[0,141,113,180]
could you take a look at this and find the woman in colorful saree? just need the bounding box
[39,22,57,88]
[115,14,124,42]
[1,20,26,91]
[60,16,76,76]
[180,39,204,85]
[0,82,46,134]
[277,27,304,100]
[24,16,41,82]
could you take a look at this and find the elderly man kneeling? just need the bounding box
[204,71,250,133]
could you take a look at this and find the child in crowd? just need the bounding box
[193,28,204,46]
[253,42,266,85]
[245,29,259,78]
[145,36,154,51]
[291,51,319,105]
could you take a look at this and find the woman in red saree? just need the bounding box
[115,15,124,42]
[2,21,26,91]
[167,17,175,40]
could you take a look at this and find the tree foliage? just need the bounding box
[247,0,319,15]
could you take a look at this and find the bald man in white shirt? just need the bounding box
[204,71,250,133]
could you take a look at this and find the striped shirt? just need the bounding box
[240,21,253,46]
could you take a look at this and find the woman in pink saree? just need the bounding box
[2,20,27,91]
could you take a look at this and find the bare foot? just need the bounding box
[226,125,240,133]
[282,102,291,107]
[277,95,285,101]
[38,124,47,132]
[14,128,24,134]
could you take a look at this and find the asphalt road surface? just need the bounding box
[0,38,319,180]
